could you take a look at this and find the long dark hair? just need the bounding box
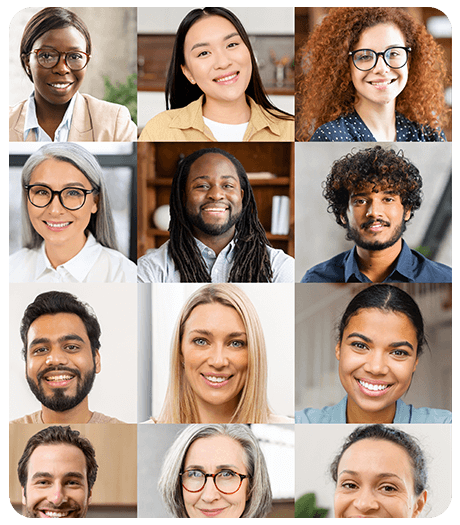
[168,148,273,282]
[165,7,292,119]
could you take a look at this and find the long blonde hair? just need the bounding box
[157,284,271,423]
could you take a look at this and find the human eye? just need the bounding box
[390,348,410,358]
[351,197,367,206]
[229,340,246,349]
[354,50,374,63]
[63,343,81,353]
[340,481,358,490]
[37,50,58,62]
[30,346,49,357]
[350,340,368,351]
[185,469,204,479]
[197,49,211,58]
[192,338,209,347]
[219,469,237,478]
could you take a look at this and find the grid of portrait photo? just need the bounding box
[8,6,453,520]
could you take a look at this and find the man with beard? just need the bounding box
[18,425,97,518]
[10,290,123,424]
[301,146,452,283]
[137,147,294,282]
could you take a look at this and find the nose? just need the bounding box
[200,478,221,503]
[206,184,225,201]
[213,47,232,70]
[363,350,389,376]
[353,487,380,514]
[207,344,229,368]
[47,193,66,214]
[372,53,390,73]
[365,198,384,218]
[45,346,70,366]
[48,482,68,506]
[53,53,71,74]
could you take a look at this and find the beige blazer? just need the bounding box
[9,92,137,142]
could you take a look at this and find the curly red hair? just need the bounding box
[296,7,450,141]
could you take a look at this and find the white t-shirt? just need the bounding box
[203,116,249,141]
[9,233,137,283]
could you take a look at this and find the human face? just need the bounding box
[26,313,101,413]
[336,308,419,423]
[343,186,411,251]
[26,27,88,107]
[27,158,98,255]
[184,153,244,239]
[350,24,408,110]
[182,435,249,518]
[181,303,248,420]
[181,15,252,107]
[334,439,427,518]
[22,443,92,518]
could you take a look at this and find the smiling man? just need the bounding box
[10,290,123,424]
[301,146,452,283]
[137,147,294,283]
[18,425,97,518]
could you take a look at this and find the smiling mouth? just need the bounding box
[44,221,72,230]
[201,374,232,387]
[356,378,392,396]
[39,508,77,518]
[198,507,228,517]
[48,82,74,90]
[214,72,239,83]
[362,220,389,232]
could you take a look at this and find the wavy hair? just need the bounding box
[296,7,450,140]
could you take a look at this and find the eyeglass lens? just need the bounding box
[28,186,87,210]
[352,47,408,71]
[36,49,88,70]
[182,470,243,494]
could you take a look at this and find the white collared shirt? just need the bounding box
[9,233,137,283]
[23,91,77,142]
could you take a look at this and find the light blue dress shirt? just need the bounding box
[24,91,76,142]
[137,237,294,283]
[295,396,452,424]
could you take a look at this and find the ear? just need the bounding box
[335,342,341,361]
[340,214,347,226]
[22,486,26,506]
[91,193,99,215]
[87,489,93,506]
[181,64,196,84]
[94,350,101,374]
[404,206,411,222]
[412,490,427,518]
[412,356,419,374]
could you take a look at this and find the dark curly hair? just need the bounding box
[296,7,450,140]
[323,146,423,226]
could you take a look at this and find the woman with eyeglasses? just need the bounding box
[296,7,450,142]
[9,143,137,282]
[158,424,272,518]
[9,7,137,142]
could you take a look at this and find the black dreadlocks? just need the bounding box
[168,148,273,282]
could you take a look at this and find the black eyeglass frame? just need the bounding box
[349,46,411,71]
[180,470,249,495]
[25,184,96,211]
[27,48,91,71]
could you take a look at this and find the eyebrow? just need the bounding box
[346,332,414,351]
[190,174,239,183]
[190,32,240,52]
[189,329,247,338]
[28,333,86,349]
[338,469,403,481]
[184,463,240,471]
[31,182,88,189]
[31,471,85,481]
[350,190,398,198]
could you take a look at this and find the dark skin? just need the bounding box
[25,26,88,139]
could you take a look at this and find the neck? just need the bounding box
[354,100,397,141]
[346,397,396,424]
[41,399,93,424]
[193,228,235,256]
[34,94,71,139]
[355,239,403,282]
[44,234,87,269]
[202,95,251,125]
[196,400,238,424]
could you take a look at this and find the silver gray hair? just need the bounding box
[21,142,118,250]
[158,424,272,518]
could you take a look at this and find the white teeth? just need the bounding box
[46,222,71,228]
[50,83,70,88]
[215,73,238,82]
[204,375,228,383]
[43,511,70,518]
[46,375,73,382]
[359,380,389,391]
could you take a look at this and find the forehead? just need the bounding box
[27,443,87,481]
[349,184,402,199]
[343,308,417,341]
[355,23,406,48]
[33,26,88,50]
[186,154,241,185]
[184,435,247,471]
[184,302,245,332]
[27,313,89,344]
[29,158,89,187]
[185,15,239,46]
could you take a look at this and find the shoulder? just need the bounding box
[310,113,371,142]
[266,246,294,283]
[412,406,452,424]
[247,98,294,141]
[89,411,126,424]
[300,251,349,283]
[9,248,39,282]
[9,100,28,140]
[408,249,452,283]
[137,241,175,283]
[97,246,137,282]
[396,113,445,142]
[295,406,335,424]
[10,411,42,424]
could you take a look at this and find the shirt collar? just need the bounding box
[344,240,414,282]
[194,236,236,262]
[24,91,77,142]
[35,233,102,282]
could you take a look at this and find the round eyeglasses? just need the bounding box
[180,469,249,495]
[349,46,411,71]
[25,184,96,211]
[28,48,91,71]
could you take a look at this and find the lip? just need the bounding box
[38,508,77,518]
[367,78,397,90]
[43,221,72,231]
[42,372,76,388]
[200,204,229,216]
[213,71,239,84]
[362,221,389,233]
[47,81,74,93]
[356,378,392,397]
[201,373,232,388]
[198,507,228,517]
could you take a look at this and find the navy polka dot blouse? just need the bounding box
[309,110,445,142]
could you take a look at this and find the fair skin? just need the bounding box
[27,158,98,269]
[26,313,101,424]
[25,27,88,138]
[334,439,427,518]
[182,435,249,518]
[336,308,419,424]
[181,15,253,124]
[341,185,411,282]
[181,303,248,423]
[351,23,409,141]
[22,443,92,518]
[184,153,244,256]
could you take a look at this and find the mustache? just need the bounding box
[360,218,390,229]
[37,365,81,382]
